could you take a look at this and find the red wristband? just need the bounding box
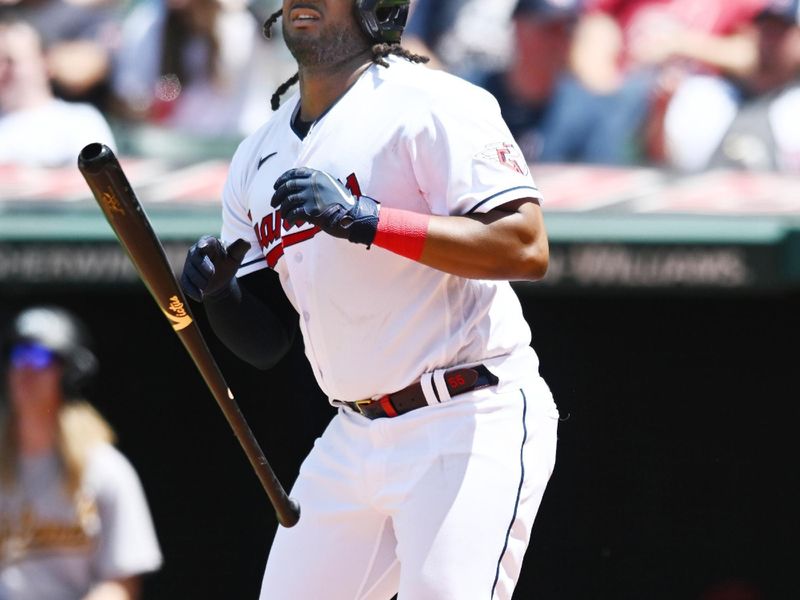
[372,207,430,261]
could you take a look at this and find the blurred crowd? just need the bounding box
[1,0,800,173]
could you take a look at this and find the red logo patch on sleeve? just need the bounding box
[475,142,529,176]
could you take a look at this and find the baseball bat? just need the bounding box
[77,142,300,528]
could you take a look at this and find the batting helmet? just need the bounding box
[355,0,410,44]
[1,306,98,399]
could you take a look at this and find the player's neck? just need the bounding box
[297,50,373,121]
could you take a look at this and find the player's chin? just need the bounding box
[285,25,322,47]
[288,24,322,37]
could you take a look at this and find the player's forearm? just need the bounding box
[204,278,296,370]
[415,200,549,281]
[270,171,548,280]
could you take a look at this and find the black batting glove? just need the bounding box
[271,167,379,246]
[180,236,251,302]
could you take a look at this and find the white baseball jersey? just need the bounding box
[222,56,543,403]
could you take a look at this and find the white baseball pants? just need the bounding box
[259,374,559,600]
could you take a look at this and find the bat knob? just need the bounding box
[279,499,301,528]
[78,143,115,174]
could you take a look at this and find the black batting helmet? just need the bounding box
[355,0,410,44]
[1,306,98,400]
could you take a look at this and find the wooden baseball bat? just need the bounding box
[77,142,300,528]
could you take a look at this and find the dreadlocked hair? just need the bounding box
[370,43,429,68]
[264,11,429,110]
[262,9,281,39]
[271,72,300,110]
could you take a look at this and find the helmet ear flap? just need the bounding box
[355,0,409,44]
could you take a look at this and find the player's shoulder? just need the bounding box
[228,94,297,178]
[375,56,501,114]
[237,95,297,154]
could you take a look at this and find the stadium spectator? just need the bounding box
[0,306,162,600]
[111,0,294,138]
[403,0,518,84]
[0,19,117,167]
[0,0,122,110]
[481,0,582,162]
[538,0,767,165]
[665,0,800,172]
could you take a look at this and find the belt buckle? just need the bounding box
[354,399,373,416]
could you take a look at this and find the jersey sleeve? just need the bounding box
[85,444,163,581]
[408,84,543,216]
[220,138,268,277]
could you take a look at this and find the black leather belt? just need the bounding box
[344,364,498,420]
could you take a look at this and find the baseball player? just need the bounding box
[180,1,559,598]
